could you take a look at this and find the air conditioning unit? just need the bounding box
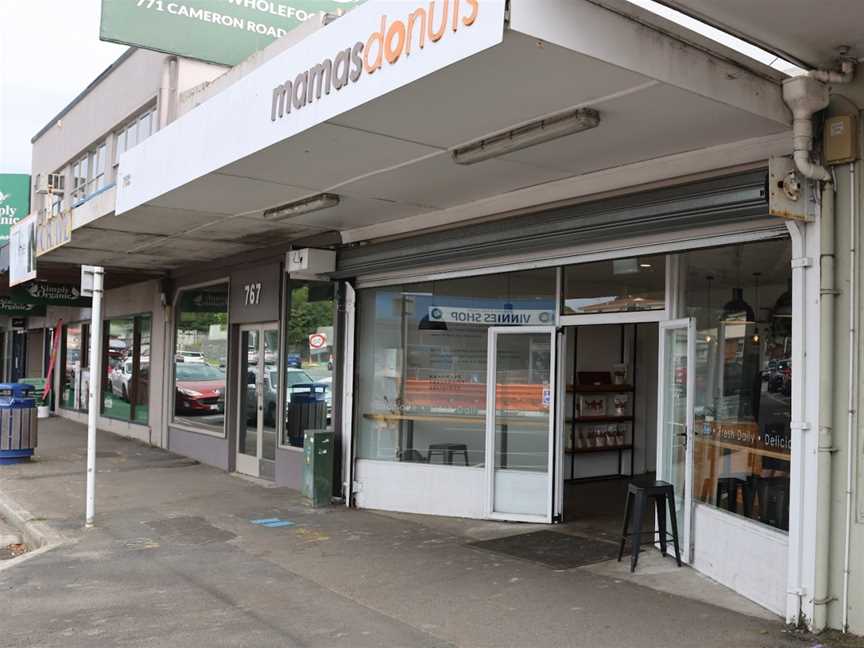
[48,173,65,195]
[35,173,65,195]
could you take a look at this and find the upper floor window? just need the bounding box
[115,109,155,164]
[70,142,107,204]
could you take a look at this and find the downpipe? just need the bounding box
[842,160,858,632]
[815,181,837,631]
[782,64,854,630]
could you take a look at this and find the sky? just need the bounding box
[0,0,127,174]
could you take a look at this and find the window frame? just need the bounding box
[59,321,90,412]
[170,279,231,439]
[114,107,155,167]
[278,279,336,451]
[100,313,152,426]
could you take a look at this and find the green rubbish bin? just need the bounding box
[303,430,334,507]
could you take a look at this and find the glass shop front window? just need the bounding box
[681,238,793,531]
[562,254,666,315]
[174,284,229,434]
[355,269,556,466]
[61,322,89,411]
[102,315,151,424]
[282,282,335,448]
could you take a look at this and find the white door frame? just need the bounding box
[484,325,557,523]
[235,322,279,477]
[656,317,696,562]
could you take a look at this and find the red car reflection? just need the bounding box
[175,362,225,415]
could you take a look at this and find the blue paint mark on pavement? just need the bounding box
[251,518,296,528]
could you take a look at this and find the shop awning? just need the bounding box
[40,0,792,273]
[660,0,864,68]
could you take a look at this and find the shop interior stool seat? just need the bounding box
[618,478,682,572]
[427,443,469,466]
[715,475,752,516]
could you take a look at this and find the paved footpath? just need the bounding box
[0,418,833,648]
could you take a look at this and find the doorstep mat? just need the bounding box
[469,530,620,569]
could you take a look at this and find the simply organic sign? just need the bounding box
[0,174,30,242]
[0,297,46,316]
[100,0,366,66]
[10,282,92,307]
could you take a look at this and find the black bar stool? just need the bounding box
[618,478,682,572]
[716,476,752,516]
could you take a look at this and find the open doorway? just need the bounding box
[561,322,659,533]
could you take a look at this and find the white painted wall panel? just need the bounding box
[355,459,485,518]
[692,503,787,615]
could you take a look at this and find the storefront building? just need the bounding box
[336,170,806,615]
[14,0,864,634]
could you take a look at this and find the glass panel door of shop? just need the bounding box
[236,323,279,478]
[657,318,695,561]
[485,327,556,523]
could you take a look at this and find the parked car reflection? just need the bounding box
[245,366,325,426]
[175,362,225,415]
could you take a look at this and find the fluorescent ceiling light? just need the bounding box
[452,109,600,165]
[262,193,340,220]
[623,0,805,76]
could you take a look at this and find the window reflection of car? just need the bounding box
[109,357,150,401]
[246,367,319,426]
[286,353,302,368]
[176,351,205,363]
[175,362,225,415]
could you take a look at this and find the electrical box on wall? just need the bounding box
[824,114,859,165]
[286,248,336,280]
[768,156,812,221]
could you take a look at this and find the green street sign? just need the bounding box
[10,282,92,307]
[100,0,366,66]
[0,297,46,316]
[0,175,30,243]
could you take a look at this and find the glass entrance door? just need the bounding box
[485,327,556,523]
[657,318,695,561]
[236,324,279,478]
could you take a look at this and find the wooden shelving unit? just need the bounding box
[565,324,638,482]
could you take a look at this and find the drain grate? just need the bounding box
[470,530,620,569]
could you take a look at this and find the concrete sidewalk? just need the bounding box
[0,418,826,647]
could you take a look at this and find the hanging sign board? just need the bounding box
[0,174,30,242]
[0,298,46,316]
[100,0,366,66]
[10,282,92,307]
[9,214,37,287]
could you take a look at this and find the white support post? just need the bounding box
[85,266,104,528]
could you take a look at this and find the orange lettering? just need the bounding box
[406,8,427,54]
[364,15,386,74]
[427,1,448,42]
[385,20,406,64]
[463,0,478,26]
[452,0,459,31]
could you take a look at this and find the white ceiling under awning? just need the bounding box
[45,0,792,273]
[661,0,864,68]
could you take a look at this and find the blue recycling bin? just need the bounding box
[0,383,38,465]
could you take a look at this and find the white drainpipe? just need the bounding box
[782,60,855,631]
[843,159,857,632]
